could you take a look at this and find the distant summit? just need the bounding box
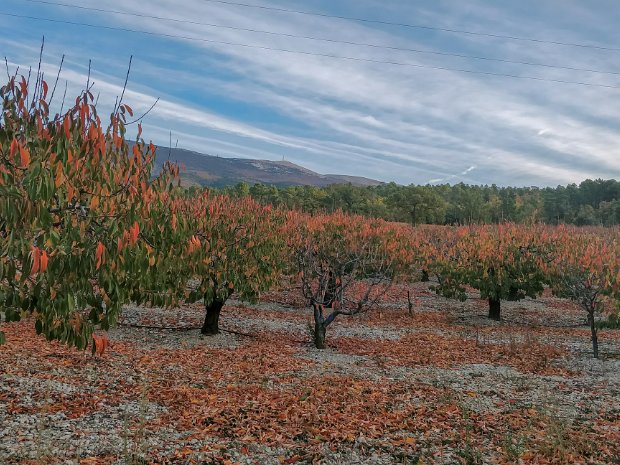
[154,147,383,188]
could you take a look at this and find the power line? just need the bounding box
[23,0,620,77]
[3,12,620,90]
[194,0,620,53]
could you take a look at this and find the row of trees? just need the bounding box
[424,224,619,358]
[1,73,618,358]
[220,179,620,226]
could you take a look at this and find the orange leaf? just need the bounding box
[19,146,30,168]
[95,241,105,270]
[9,139,18,158]
[40,251,49,273]
[19,77,27,96]
[92,333,109,356]
[63,116,71,139]
[130,221,140,244]
[55,163,65,188]
[31,246,41,275]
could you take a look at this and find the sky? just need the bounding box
[1,0,620,187]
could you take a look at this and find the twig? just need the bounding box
[117,321,258,338]
[126,97,159,125]
[4,56,10,82]
[59,80,68,115]
[48,54,64,108]
[25,65,32,108]
[220,328,256,338]
[85,58,91,97]
[407,290,414,316]
[114,54,132,114]
[31,36,44,107]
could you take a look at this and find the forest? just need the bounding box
[218,178,620,226]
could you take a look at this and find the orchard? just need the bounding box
[2,69,620,464]
[1,72,618,355]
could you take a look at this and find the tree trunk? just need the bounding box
[314,322,327,349]
[324,287,335,309]
[201,299,225,335]
[588,310,599,359]
[324,271,340,308]
[410,204,417,225]
[421,269,429,282]
[407,290,414,317]
[312,302,331,349]
[488,298,501,320]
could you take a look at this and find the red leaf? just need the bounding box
[19,146,30,168]
[63,116,71,139]
[9,139,18,158]
[40,251,49,273]
[95,241,105,270]
[130,222,140,245]
[31,246,41,275]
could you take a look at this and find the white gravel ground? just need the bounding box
[2,284,619,464]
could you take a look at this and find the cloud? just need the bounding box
[3,0,620,186]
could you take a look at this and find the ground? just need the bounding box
[1,282,619,465]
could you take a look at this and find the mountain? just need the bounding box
[154,147,383,188]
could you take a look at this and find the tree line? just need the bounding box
[216,179,620,226]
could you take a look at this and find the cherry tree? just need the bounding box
[428,224,552,320]
[548,227,620,358]
[289,211,412,348]
[0,70,172,348]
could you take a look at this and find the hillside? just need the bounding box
[154,147,383,188]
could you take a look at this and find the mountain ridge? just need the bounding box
[154,147,383,188]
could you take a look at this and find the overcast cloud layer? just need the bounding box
[1,0,620,186]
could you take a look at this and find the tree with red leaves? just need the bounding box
[0,68,176,348]
[427,224,552,321]
[179,193,286,335]
[288,211,412,348]
[547,227,620,358]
